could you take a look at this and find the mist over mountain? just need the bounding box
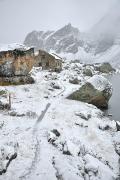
[24,23,90,54]
[90,1,120,39]
[24,1,120,65]
[89,1,120,54]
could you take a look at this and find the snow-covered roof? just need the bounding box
[50,53,62,60]
[0,43,32,52]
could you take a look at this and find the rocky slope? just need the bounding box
[0,61,119,180]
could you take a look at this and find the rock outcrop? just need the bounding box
[68,75,112,109]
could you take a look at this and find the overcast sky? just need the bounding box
[0,0,117,44]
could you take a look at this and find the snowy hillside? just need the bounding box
[0,62,119,180]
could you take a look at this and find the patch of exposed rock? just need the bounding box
[68,75,112,109]
[0,75,34,86]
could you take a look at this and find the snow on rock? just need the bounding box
[87,75,112,93]
[68,75,113,109]
[84,154,116,180]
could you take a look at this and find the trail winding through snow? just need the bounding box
[20,103,51,180]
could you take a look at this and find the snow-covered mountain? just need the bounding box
[24,1,120,65]
[24,23,93,55]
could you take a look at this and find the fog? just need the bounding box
[0,0,117,43]
[90,0,120,39]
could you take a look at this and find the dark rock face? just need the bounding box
[68,78,112,109]
[95,63,115,73]
[0,75,34,86]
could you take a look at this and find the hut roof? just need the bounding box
[0,43,31,52]
[50,53,62,60]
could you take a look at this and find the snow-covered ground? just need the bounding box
[0,63,119,180]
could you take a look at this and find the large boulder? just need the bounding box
[95,63,115,73]
[68,75,112,109]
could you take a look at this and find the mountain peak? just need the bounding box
[24,24,82,53]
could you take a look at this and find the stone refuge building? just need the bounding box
[35,50,62,72]
[0,44,34,77]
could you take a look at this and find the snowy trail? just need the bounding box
[20,103,51,180]
[20,78,66,180]
[20,79,67,180]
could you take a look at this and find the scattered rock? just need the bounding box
[47,131,58,144]
[26,111,37,119]
[0,144,17,175]
[50,82,61,89]
[9,111,17,116]
[115,143,120,156]
[116,122,120,131]
[75,122,88,128]
[63,150,72,156]
[0,101,10,110]
[83,68,93,77]
[98,124,111,131]
[69,78,80,84]
[75,111,91,120]
[9,111,25,117]
[51,129,61,137]
[68,75,112,109]
[44,96,49,99]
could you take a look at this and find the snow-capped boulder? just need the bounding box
[68,75,112,109]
